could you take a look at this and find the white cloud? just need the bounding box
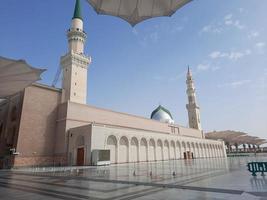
[201,13,245,34]
[228,52,244,60]
[197,64,210,71]
[224,20,233,25]
[200,25,222,34]
[209,49,251,60]
[224,14,245,29]
[224,14,233,20]
[255,42,266,54]
[209,51,227,59]
[256,42,265,48]
[197,63,221,72]
[212,66,221,71]
[245,49,251,55]
[248,31,259,39]
[170,26,184,33]
[239,8,244,13]
[218,80,251,88]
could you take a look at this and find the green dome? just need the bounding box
[150,105,173,120]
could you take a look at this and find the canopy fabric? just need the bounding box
[0,56,46,98]
[205,130,266,145]
[87,0,192,26]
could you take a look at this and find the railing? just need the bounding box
[247,162,267,176]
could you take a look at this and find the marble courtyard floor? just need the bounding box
[0,157,267,200]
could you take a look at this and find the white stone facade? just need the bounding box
[68,123,226,166]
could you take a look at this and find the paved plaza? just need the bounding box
[0,157,267,200]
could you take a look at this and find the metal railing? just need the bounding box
[247,162,267,176]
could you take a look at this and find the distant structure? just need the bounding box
[186,67,202,130]
[205,130,266,153]
[0,0,226,169]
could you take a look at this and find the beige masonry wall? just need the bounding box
[68,123,226,165]
[66,102,171,133]
[55,101,204,157]
[65,101,204,137]
[14,84,61,166]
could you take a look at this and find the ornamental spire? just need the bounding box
[73,0,83,20]
[187,65,192,77]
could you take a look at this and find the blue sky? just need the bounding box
[0,0,266,141]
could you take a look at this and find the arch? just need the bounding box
[206,143,211,158]
[186,142,191,152]
[163,140,170,160]
[130,137,138,162]
[211,144,216,157]
[199,143,203,158]
[140,138,148,162]
[149,139,156,161]
[195,143,200,158]
[201,143,205,158]
[176,141,181,159]
[156,139,163,161]
[119,136,129,163]
[203,143,209,158]
[182,141,186,152]
[181,141,186,159]
[170,140,175,159]
[217,145,221,157]
[191,142,195,158]
[209,144,213,158]
[106,135,117,163]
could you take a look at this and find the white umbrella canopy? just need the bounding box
[0,56,46,98]
[87,0,192,26]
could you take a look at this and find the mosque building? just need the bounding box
[0,0,226,168]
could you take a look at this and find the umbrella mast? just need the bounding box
[60,0,91,104]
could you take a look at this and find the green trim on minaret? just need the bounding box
[73,0,83,20]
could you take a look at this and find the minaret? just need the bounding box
[186,66,202,130]
[60,0,91,104]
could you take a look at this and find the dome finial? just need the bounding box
[73,0,83,20]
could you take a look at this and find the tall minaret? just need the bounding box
[186,66,202,130]
[60,0,91,104]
